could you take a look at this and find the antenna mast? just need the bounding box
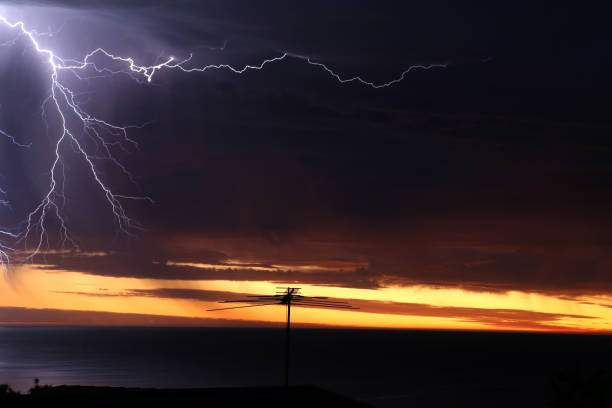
[208,287,357,386]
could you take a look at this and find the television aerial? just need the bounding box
[208,287,358,386]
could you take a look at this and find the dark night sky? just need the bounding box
[1,1,612,329]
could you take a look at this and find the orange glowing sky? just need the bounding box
[2,260,611,333]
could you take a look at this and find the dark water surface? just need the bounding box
[0,327,610,407]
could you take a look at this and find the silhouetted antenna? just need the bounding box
[208,287,358,386]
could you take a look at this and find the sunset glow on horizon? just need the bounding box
[1,263,610,333]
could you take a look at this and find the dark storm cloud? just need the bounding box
[0,306,288,327]
[32,207,612,296]
[56,288,247,302]
[36,249,380,289]
[3,2,612,297]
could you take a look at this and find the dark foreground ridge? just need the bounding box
[1,384,372,407]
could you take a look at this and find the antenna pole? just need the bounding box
[285,295,291,387]
[209,287,356,388]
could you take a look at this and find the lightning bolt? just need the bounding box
[0,12,446,270]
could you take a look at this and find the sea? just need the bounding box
[0,326,610,407]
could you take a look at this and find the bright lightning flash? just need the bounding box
[0,12,446,270]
